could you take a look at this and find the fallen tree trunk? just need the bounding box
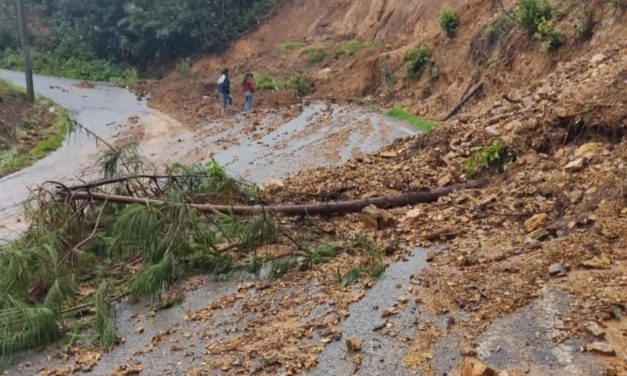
[61,180,485,217]
[441,82,484,121]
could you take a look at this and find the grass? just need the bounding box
[287,74,311,96]
[337,39,378,57]
[0,80,72,177]
[277,41,304,52]
[384,107,437,131]
[405,46,432,78]
[305,49,327,65]
[254,73,282,91]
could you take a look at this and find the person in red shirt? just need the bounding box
[242,73,254,115]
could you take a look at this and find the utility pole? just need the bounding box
[16,0,34,103]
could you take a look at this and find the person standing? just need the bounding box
[218,69,231,116]
[242,73,254,115]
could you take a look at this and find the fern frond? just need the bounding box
[94,281,116,349]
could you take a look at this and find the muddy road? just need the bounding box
[0,70,415,243]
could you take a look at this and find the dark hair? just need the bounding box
[243,72,253,84]
[222,69,229,75]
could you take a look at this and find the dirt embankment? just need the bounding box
[143,0,625,129]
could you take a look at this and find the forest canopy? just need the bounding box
[0,0,278,67]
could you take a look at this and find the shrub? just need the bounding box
[438,5,460,37]
[277,41,304,52]
[405,46,431,78]
[254,73,282,91]
[305,49,327,65]
[177,58,192,75]
[287,74,311,96]
[462,140,517,177]
[575,7,593,40]
[535,18,565,51]
[516,0,553,32]
[484,14,515,44]
[338,39,377,56]
[384,107,437,131]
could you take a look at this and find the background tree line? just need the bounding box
[0,0,279,81]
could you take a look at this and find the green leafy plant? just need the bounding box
[254,73,282,91]
[384,107,438,131]
[305,48,327,65]
[535,18,565,51]
[405,46,431,78]
[177,58,192,75]
[438,5,460,37]
[516,0,553,33]
[462,140,517,177]
[575,7,593,41]
[269,257,297,280]
[287,74,311,96]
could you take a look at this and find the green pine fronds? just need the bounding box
[218,214,276,250]
[190,252,233,275]
[269,257,297,280]
[307,243,345,265]
[99,142,142,178]
[43,277,78,314]
[338,267,363,287]
[111,204,159,256]
[94,281,116,349]
[0,299,60,356]
[128,254,175,301]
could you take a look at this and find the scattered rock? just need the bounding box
[549,263,567,277]
[346,336,362,352]
[360,205,391,230]
[574,143,601,159]
[584,322,606,337]
[565,158,587,173]
[437,173,454,187]
[382,307,399,318]
[590,53,606,66]
[461,358,497,376]
[524,213,548,233]
[581,255,612,269]
[379,151,398,158]
[260,178,285,193]
[585,341,615,355]
[567,189,584,204]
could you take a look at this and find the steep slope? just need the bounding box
[146,0,625,127]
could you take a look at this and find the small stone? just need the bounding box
[379,151,398,158]
[461,358,497,376]
[574,143,601,159]
[346,336,362,352]
[565,157,587,173]
[437,173,454,187]
[134,326,144,334]
[581,255,612,269]
[585,341,615,355]
[549,263,567,276]
[567,189,584,204]
[590,53,606,65]
[260,178,285,193]
[584,322,606,337]
[524,213,548,232]
[382,307,399,318]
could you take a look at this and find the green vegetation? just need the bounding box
[254,73,282,91]
[535,18,565,51]
[305,49,328,65]
[0,79,72,177]
[516,0,553,33]
[384,107,437,131]
[337,39,378,57]
[0,0,280,80]
[0,49,137,85]
[287,74,311,96]
[438,5,460,37]
[177,58,192,75]
[462,139,517,177]
[575,7,593,41]
[405,46,432,78]
[337,267,363,287]
[277,41,304,52]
